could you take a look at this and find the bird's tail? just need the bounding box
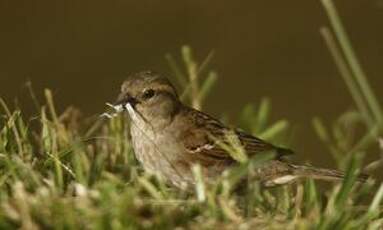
[290,164,368,181]
[263,162,369,187]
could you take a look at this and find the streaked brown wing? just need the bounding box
[235,130,294,157]
[181,108,293,166]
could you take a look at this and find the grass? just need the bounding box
[0,0,383,229]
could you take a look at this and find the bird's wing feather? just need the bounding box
[180,108,292,166]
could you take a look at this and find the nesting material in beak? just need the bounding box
[100,103,124,119]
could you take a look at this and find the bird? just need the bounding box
[108,70,367,190]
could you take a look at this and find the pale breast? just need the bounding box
[130,124,194,189]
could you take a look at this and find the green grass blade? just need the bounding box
[320,27,374,127]
[321,0,383,125]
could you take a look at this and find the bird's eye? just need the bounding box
[142,89,155,99]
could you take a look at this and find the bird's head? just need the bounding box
[116,71,180,124]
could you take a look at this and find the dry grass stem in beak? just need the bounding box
[100,103,124,119]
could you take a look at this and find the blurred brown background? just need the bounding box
[1,0,382,170]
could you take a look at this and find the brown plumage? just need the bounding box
[113,70,368,190]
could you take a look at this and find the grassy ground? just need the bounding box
[1,0,383,229]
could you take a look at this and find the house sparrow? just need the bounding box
[109,70,367,190]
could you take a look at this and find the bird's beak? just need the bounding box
[101,93,139,119]
[114,93,139,108]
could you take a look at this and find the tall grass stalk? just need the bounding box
[321,0,383,125]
